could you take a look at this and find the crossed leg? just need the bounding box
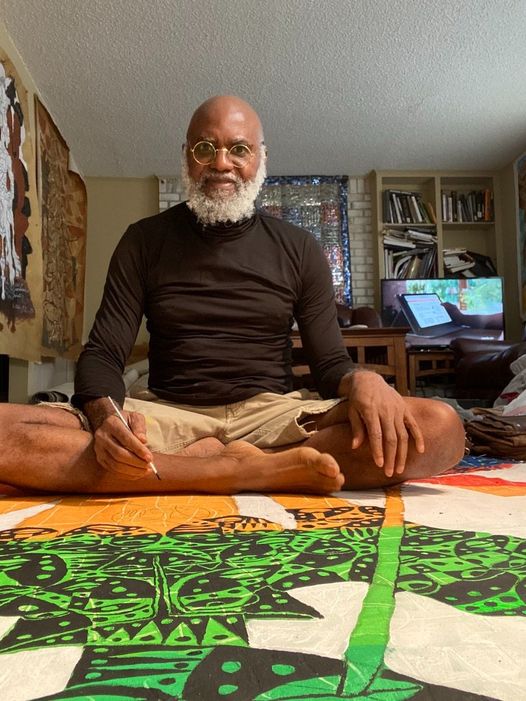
[0,403,344,495]
[0,397,464,495]
[302,396,466,488]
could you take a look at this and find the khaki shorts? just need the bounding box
[46,390,343,454]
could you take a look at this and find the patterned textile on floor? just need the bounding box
[0,458,524,700]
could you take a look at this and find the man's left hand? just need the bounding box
[341,369,425,477]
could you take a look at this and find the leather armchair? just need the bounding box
[336,304,381,328]
[450,337,526,401]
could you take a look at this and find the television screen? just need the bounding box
[381,278,505,339]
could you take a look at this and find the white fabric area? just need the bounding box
[0,635,83,701]
[400,481,526,539]
[386,592,526,701]
[0,501,57,530]
[234,494,297,529]
[247,581,367,659]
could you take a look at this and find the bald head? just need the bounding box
[182,95,267,226]
[186,95,264,144]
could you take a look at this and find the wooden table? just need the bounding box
[291,327,409,395]
[407,348,455,395]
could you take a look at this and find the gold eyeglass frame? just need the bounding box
[189,140,255,168]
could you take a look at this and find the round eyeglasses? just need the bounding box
[190,140,254,168]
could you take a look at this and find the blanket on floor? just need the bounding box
[0,457,524,700]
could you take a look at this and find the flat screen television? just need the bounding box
[380,278,505,344]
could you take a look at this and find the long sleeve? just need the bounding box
[72,224,147,408]
[294,236,355,398]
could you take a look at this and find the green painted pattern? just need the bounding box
[0,504,524,699]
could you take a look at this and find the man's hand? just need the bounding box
[84,398,153,479]
[341,370,425,477]
[442,301,465,324]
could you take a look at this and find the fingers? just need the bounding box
[94,444,150,479]
[93,414,153,479]
[348,406,366,450]
[389,415,409,477]
[127,411,148,444]
[351,405,384,469]
[347,376,424,477]
[404,413,425,455]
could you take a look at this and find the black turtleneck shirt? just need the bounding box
[73,203,354,408]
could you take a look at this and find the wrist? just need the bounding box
[83,397,118,432]
[337,368,371,396]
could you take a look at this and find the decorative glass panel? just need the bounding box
[257,175,351,305]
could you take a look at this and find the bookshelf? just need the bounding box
[369,170,503,305]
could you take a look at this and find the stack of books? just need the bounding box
[443,248,476,276]
[442,248,498,278]
[441,190,493,223]
[383,227,438,279]
[383,190,436,225]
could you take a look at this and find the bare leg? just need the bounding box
[302,397,465,489]
[0,404,344,495]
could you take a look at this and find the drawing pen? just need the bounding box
[107,396,161,480]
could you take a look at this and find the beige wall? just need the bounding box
[84,177,158,343]
[499,162,522,341]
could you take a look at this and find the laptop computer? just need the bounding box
[399,292,503,348]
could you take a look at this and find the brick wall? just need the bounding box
[347,176,374,306]
[157,175,375,305]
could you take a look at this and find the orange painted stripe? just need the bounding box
[9,494,241,536]
[271,494,353,510]
[383,486,404,528]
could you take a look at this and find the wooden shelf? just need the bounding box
[369,169,503,306]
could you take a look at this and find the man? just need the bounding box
[0,95,464,494]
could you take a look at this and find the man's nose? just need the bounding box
[212,148,234,171]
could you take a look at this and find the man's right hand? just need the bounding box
[84,398,153,478]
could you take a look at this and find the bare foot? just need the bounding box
[176,437,224,457]
[216,441,344,494]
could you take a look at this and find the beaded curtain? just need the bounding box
[257,176,351,305]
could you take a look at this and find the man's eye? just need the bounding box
[195,142,215,156]
[230,144,250,156]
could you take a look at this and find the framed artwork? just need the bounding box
[0,49,43,361]
[257,176,351,305]
[36,97,86,358]
[516,152,526,318]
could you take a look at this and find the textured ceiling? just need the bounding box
[2,0,526,177]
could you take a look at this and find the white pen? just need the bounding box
[107,396,161,480]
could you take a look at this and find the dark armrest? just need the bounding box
[450,338,526,394]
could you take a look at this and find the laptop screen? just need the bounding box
[380,277,505,335]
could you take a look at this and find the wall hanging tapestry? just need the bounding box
[36,97,86,358]
[0,457,524,699]
[258,176,351,306]
[0,49,42,361]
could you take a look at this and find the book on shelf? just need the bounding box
[383,227,438,279]
[441,189,494,223]
[382,189,434,225]
[443,248,497,278]
[382,226,437,245]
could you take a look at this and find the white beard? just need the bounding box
[181,156,267,226]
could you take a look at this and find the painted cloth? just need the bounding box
[73,203,354,408]
[0,457,525,700]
